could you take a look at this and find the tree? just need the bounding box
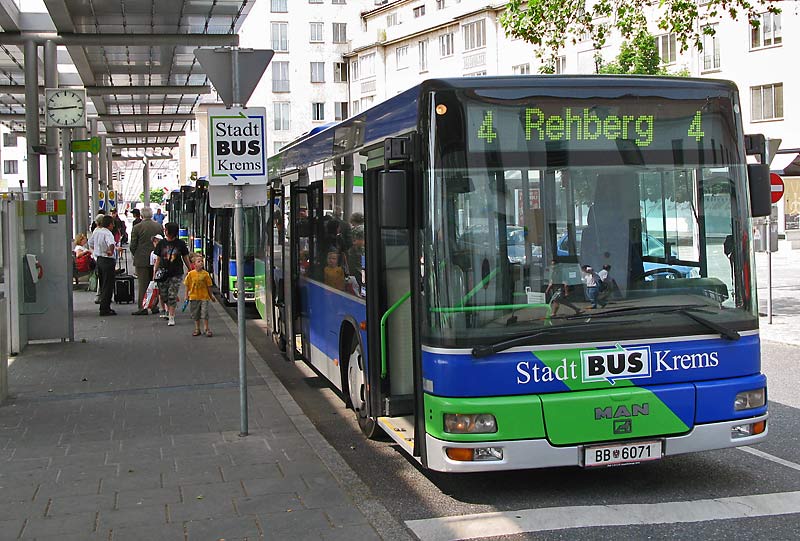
[597,31,665,75]
[499,0,780,68]
[139,188,165,204]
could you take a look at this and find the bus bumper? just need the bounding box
[424,412,768,472]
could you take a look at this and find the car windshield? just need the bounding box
[422,86,757,347]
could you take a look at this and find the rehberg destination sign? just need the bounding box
[208,107,267,185]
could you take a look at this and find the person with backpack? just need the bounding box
[152,222,192,327]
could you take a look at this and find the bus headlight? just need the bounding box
[734,388,766,411]
[443,413,497,434]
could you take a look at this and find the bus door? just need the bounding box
[267,186,286,350]
[364,155,418,451]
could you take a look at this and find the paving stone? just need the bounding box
[220,463,281,483]
[115,487,181,508]
[106,447,164,464]
[234,493,302,516]
[184,516,261,540]
[45,493,115,517]
[242,475,307,497]
[106,522,185,541]
[57,464,118,483]
[63,441,121,455]
[298,485,350,510]
[48,451,109,469]
[161,468,223,488]
[181,480,246,500]
[0,457,51,474]
[175,455,233,473]
[20,532,107,541]
[320,524,382,541]
[97,505,169,529]
[0,500,43,521]
[37,477,103,498]
[259,508,331,537]
[168,497,237,523]
[20,512,98,538]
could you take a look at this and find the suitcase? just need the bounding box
[114,248,135,304]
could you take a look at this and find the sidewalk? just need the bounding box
[0,277,409,540]
[755,239,800,347]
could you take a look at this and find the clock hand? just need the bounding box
[49,105,81,110]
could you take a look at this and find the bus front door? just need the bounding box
[267,187,286,351]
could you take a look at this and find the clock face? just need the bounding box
[46,89,86,127]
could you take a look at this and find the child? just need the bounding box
[323,250,346,291]
[184,254,215,336]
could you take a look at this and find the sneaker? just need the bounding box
[131,309,148,316]
[151,307,160,315]
[159,312,168,319]
[167,316,175,326]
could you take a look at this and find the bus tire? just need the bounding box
[346,335,379,439]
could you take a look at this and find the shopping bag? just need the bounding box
[143,280,159,309]
[87,270,98,292]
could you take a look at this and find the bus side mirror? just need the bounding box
[379,170,408,229]
[747,163,771,217]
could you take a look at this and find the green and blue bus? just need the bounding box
[263,76,771,472]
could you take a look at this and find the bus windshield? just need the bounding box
[423,85,757,347]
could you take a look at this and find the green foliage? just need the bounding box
[499,0,780,67]
[597,31,666,75]
[139,188,165,203]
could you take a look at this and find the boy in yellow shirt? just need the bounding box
[184,254,216,336]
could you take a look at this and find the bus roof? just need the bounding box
[267,75,738,177]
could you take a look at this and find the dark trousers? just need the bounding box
[136,265,153,309]
[96,256,116,312]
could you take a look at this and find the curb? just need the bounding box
[211,301,414,541]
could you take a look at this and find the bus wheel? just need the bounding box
[347,337,379,439]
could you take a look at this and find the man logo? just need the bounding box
[614,419,632,434]
[581,344,652,384]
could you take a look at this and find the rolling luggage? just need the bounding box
[114,249,135,304]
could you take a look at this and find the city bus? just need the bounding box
[209,206,259,304]
[264,76,772,472]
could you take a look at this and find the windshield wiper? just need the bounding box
[471,321,623,358]
[567,304,740,341]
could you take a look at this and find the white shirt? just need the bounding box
[598,269,609,282]
[582,268,599,288]
[88,227,115,259]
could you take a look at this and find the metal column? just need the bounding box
[98,135,108,191]
[74,127,88,234]
[62,128,75,341]
[44,40,60,191]
[90,119,100,224]
[105,142,113,192]
[23,40,41,194]
[143,158,150,205]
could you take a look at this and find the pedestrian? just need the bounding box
[581,265,604,309]
[152,221,192,327]
[151,235,169,316]
[153,208,165,225]
[87,215,118,316]
[90,210,105,233]
[131,208,142,228]
[129,207,164,315]
[545,259,582,316]
[110,209,128,244]
[184,254,215,337]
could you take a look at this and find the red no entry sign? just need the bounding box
[770,173,784,204]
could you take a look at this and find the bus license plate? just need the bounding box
[584,441,662,467]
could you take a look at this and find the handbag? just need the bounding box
[153,267,168,282]
[87,270,98,292]
[143,280,160,309]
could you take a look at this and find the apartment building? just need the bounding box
[348,0,799,230]
[0,126,27,191]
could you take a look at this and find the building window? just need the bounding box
[361,96,374,111]
[751,12,781,49]
[361,53,375,77]
[512,63,530,75]
[352,100,360,115]
[272,61,290,92]
[555,55,567,74]
[309,0,323,3]
[333,62,348,82]
[335,102,348,121]
[396,46,409,69]
[419,39,428,72]
[271,0,287,12]
[310,22,324,42]
[463,20,486,51]
[351,59,359,81]
[656,33,677,64]
[439,32,454,57]
[436,0,445,9]
[387,13,399,28]
[332,0,345,4]
[702,25,720,71]
[271,22,289,51]
[274,141,287,154]
[3,133,17,147]
[188,119,196,132]
[274,102,290,130]
[3,160,18,175]
[414,5,425,17]
[311,62,325,82]
[333,22,347,43]
[189,144,198,158]
[751,83,783,121]
[312,103,325,121]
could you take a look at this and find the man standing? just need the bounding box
[131,208,142,228]
[153,208,165,225]
[129,207,164,315]
[87,215,118,316]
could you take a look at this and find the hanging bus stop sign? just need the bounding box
[770,173,784,204]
